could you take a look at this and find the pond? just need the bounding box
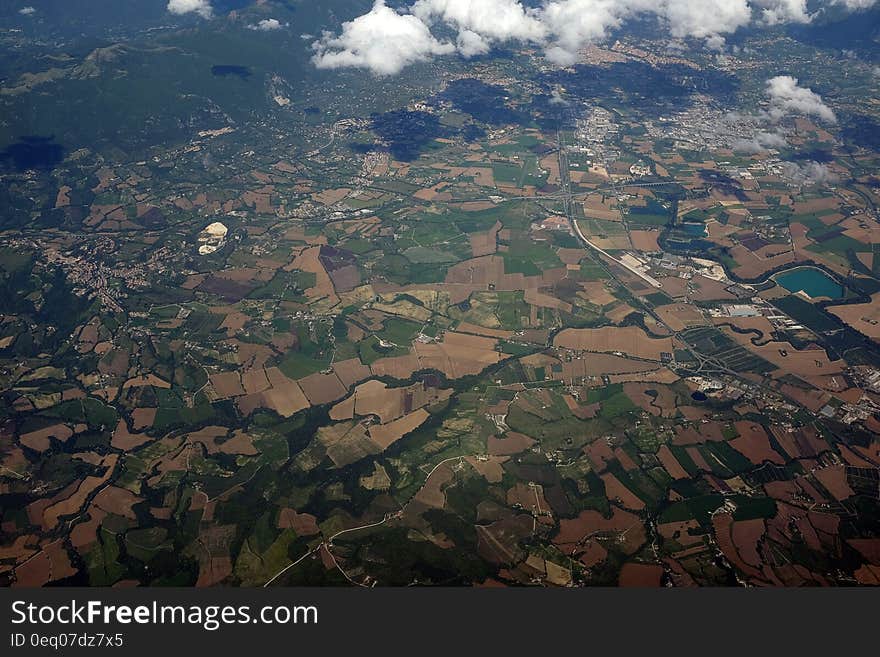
[775,267,844,299]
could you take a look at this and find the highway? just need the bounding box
[555,129,663,289]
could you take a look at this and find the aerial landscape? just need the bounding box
[1,0,880,588]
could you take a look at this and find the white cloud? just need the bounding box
[413,0,546,44]
[766,75,837,123]
[833,0,877,9]
[539,0,753,63]
[456,29,491,57]
[312,1,455,76]
[732,130,788,153]
[781,161,839,185]
[167,0,213,20]
[18,6,35,15]
[549,88,569,105]
[539,0,641,65]
[660,0,752,39]
[753,0,812,25]
[250,19,286,31]
[312,0,880,74]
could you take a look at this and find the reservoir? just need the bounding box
[775,267,844,299]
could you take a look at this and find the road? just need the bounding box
[555,129,662,289]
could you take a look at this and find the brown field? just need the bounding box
[554,326,674,361]
[658,518,703,543]
[466,455,507,483]
[445,255,547,293]
[285,246,339,307]
[277,509,320,536]
[470,221,502,257]
[351,380,401,423]
[20,424,73,452]
[685,447,713,472]
[613,446,639,471]
[689,276,739,302]
[713,315,776,342]
[609,368,680,385]
[779,426,827,460]
[409,462,455,512]
[336,380,451,425]
[262,367,310,417]
[847,538,880,565]
[111,420,152,451]
[554,507,646,556]
[297,371,347,406]
[316,421,379,469]
[731,519,765,570]
[813,465,855,502]
[42,455,118,531]
[217,430,258,456]
[209,372,246,399]
[564,394,600,420]
[629,230,661,252]
[658,275,689,299]
[13,541,76,588]
[488,432,536,456]
[855,564,880,585]
[730,422,785,465]
[556,355,660,383]
[584,439,615,471]
[189,427,250,458]
[723,330,843,378]
[219,312,250,336]
[241,369,271,395]
[601,473,645,511]
[312,188,351,206]
[780,384,832,413]
[0,535,38,563]
[414,331,505,379]
[368,408,430,450]
[195,555,233,588]
[624,382,677,417]
[92,486,142,519]
[122,373,171,390]
[332,358,372,389]
[455,322,515,340]
[507,482,552,522]
[329,394,356,421]
[131,407,156,431]
[829,293,880,339]
[477,516,534,566]
[70,507,107,549]
[792,197,840,215]
[370,353,422,379]
[524,288,573,313]
[655,303,706,332]
[729,244,796,279]
[673,421,727,445]
[583,196,621,221]
[657,445,689,480]
[619,563,664,587]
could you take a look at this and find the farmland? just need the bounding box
[1,0,880,589]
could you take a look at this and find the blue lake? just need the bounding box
[775,267,844,299]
